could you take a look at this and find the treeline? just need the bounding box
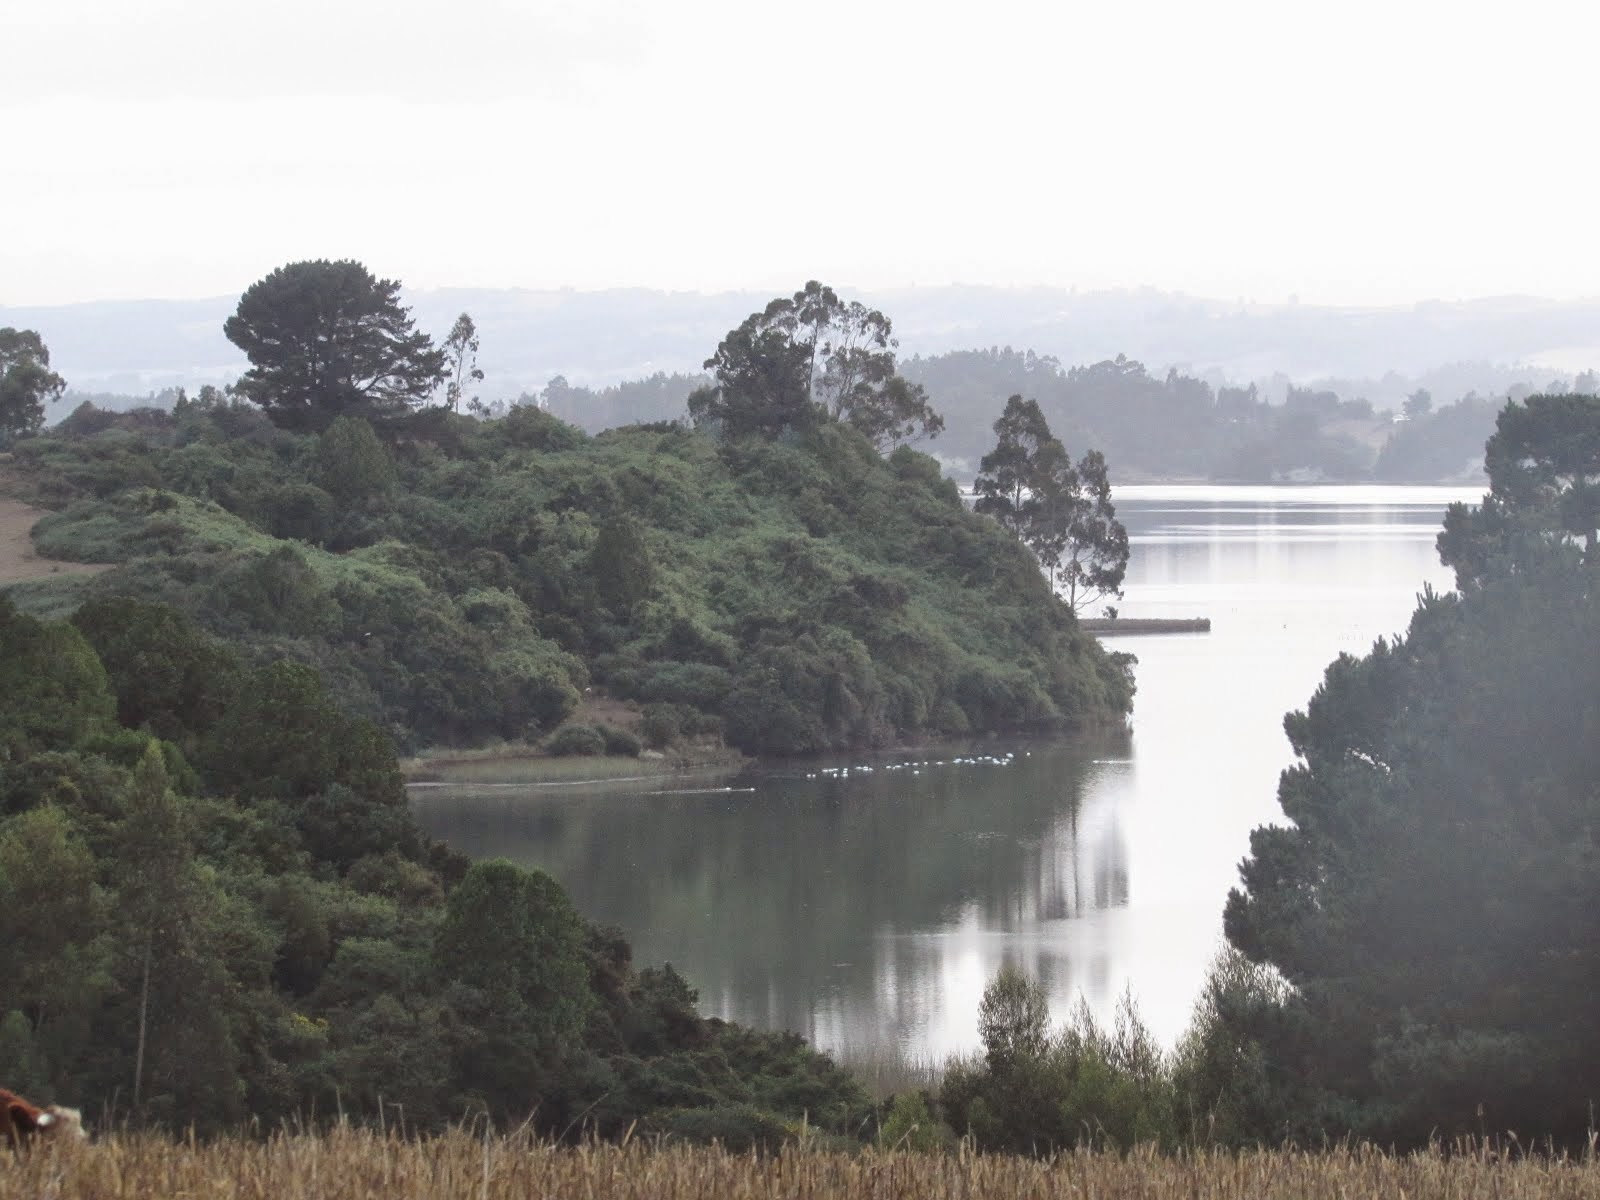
[899,349,1515,482]
[483,350,1521,484]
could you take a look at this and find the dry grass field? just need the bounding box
[6,1129,1600,1200]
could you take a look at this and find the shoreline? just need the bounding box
[1080,617,1211,635]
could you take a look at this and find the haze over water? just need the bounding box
[413,485,1483,1062]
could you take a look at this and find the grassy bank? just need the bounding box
[403,744,746,785]
[6,1130,1598,1200]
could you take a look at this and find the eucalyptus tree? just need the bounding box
[688,281,942,449]
[974,395,1128,611]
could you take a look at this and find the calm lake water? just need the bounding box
[412,484,1484,1063]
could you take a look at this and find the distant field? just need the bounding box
[4,1130,1597,1200]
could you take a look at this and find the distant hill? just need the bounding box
[6,286,1599,410]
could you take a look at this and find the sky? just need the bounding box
[7,0,1599,308]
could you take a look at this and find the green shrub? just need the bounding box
[544,723,606,757]
[639,703,680,749]
[598,724,642,757]
[879,1090,955,1152]
[635,661,733,708]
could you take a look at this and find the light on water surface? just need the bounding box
[413,485,1483,1065]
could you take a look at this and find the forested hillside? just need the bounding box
[1,402,1129,757]
[0,591,873,1141]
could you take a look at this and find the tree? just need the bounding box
[1402,388,1433,420]
[441,313,484,413]
[589,515,654,616]
[974,397,1129,612]
[688,281,942,448]
[0,596,116,762]
[70,599,242,746]
[1438,393,1600,586]
[0,328,66,443]
[1224,552,1600,1145]
[972,395,1056,539]
[315,415,396,502]
[1056,449,1129,612]
[0,806,112,1086]
[109,745,251,1123]
[431,860,593,1115]
[977,964,1050,1075]
[223,260,446,432]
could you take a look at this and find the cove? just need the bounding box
[412,484,1482,1066]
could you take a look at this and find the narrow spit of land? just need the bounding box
[1079,617,1211,635]
[5,1131,1596,1200]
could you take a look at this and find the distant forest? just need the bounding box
[525,355,1590,484]
[19,285,1600,485]
[71,354,1600,484]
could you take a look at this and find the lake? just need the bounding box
[412,484,1484,1065]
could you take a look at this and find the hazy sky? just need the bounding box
[8,0,1598,307]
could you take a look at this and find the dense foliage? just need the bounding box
[3,396,1132,756]
[0,594,872,1139]
[1218,394,1600,1146]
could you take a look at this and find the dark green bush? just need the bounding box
[544,723,606,757]
[635,661,734,708]
[639,703,680,749]
[598,724,642,757]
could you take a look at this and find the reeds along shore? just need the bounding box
[6,1130,1600,1200]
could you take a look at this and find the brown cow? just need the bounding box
[0,1088,86,1152]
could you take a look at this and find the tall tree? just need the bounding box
[688,281,942,448]
[223,260,446,432]
[108,745,255,1125]
[441,312,484,413]
[1056,449,1129,612]
[0,328,66,444]
[974,397,1128,611]
[972,395,1056,539]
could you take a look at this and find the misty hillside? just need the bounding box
[6,287,1599,409]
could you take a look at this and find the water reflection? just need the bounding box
[414,485,1484,1063]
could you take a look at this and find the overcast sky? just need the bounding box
[7,0,1597,307]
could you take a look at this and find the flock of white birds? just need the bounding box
[803,751,1024,781]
